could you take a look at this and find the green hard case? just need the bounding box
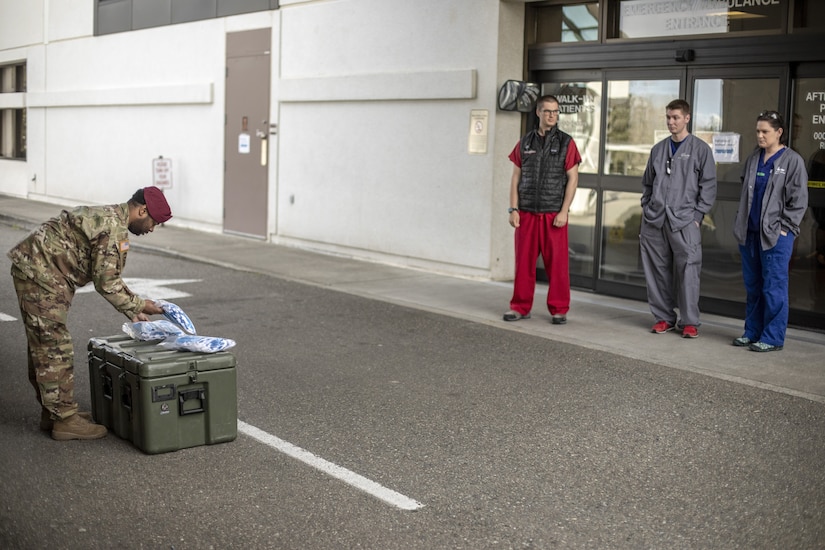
[87,335,237,454]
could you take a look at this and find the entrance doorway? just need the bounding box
[536,66,822,326]
[224,28,271,238]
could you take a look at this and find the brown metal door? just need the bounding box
[224,28,271,238]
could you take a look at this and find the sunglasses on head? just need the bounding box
[759,110,780,120]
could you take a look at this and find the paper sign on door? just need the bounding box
[238,133,251,154]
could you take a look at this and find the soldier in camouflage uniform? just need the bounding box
[8,187,173,440]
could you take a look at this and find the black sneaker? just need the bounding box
[732,336,752,347]
[748,341,783,352]
[503,310,530,322]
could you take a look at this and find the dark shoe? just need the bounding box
[748,341,783,352]
[651,321,675,334]
[551,315,567,325]
[732,336,752,347]
[503,310,530,322]
[681,325,699,338]
[40,409,93,431]
[51,414,107,441]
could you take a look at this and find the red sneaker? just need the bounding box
[682,325,699,338]
[651,321,675,334]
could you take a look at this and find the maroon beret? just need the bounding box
[143,186,172,223]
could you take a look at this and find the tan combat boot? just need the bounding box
[40,409,93,431]
[51,413,107,441]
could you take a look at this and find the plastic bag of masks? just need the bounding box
[155,299,197,335]
[160,335,236,353]
[122,319,184,341]
[122,300,235,353]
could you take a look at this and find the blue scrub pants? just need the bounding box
[739,231,794,346]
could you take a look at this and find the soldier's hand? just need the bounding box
[141,299,165,316]
[132,313,151,322]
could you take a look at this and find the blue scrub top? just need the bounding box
[748,147,786,233]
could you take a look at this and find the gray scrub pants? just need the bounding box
[640,217,703,327]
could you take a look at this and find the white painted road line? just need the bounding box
[237,420,424,511]
[0,313,17,322]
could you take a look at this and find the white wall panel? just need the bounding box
[0,0,43,50]
[278,100,493,269]
[47,0,94,41]
[280,0,498,77]
[42,104,222,228]
[275,0,506,275]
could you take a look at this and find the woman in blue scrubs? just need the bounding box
[732,111,809,352]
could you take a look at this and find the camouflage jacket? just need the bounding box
[8,203,144,319]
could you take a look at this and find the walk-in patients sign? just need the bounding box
[620,0,729,38]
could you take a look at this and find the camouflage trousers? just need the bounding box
[11,266,78,420]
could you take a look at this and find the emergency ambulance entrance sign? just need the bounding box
[152,156,173,190]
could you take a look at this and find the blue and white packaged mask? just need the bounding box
[160,335,236,353]
[154,299,197,335]
[122,319,184,341]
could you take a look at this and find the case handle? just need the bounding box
[102,371,113,400]
[178,388,206,415]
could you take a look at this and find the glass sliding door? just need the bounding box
[541,79,603,285]
[690,68,784,314]
[790,74,825,325]
[600,77,680,286]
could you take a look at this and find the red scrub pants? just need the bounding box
[509,211,570,316]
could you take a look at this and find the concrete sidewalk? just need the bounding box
[2,193,824,403]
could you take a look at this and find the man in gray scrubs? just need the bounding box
[640,99,717,338]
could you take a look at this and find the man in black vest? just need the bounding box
[504,95,582,325]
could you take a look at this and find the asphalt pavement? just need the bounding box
[2,193,825,549]
[1,193,822,404]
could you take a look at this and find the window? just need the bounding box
[600,190,644,285]
[530,2,599,44]
[0,63,26,160]
[692,76,780,183]
[794,0,825,31]
[616,0,783,39]
[96,0,279,35]
[544,81,602,174]
[604,78,679,177]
